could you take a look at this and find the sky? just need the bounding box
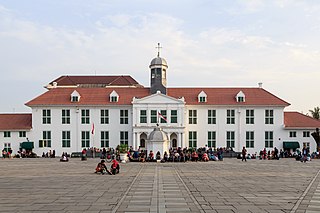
[0,0,319,114]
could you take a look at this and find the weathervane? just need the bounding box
[156,42,162,57]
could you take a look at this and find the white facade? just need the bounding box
[1,55,319,156]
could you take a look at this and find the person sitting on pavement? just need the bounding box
[60,152,69,162]
[95,160,112,175]
[147,150,154,162]
[111,159,120,175]
[156,151,161,160]
[191,151,198,161]
[202,152,209,162]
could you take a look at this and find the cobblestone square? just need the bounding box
[0,158,320,213]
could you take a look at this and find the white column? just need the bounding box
[177,132,182,148]
[136,133,141,150]
[181,132,184,148]
[132,132,136,150]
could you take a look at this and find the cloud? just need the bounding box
[0,2,320,113]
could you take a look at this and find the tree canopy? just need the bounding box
[309,107,320,120]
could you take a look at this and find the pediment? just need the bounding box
[132,93,184,104]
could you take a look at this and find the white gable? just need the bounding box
[70,90,81,102]
[109,90,119,102]
[236,91,245,102]
[132,93,184,104]
[198,90,207,102]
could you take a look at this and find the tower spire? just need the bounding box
[156,42,162,57]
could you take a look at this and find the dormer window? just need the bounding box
[109,90,119,102]
[236,91,245,103]
[71,90,80,102]
[198,91,207,103]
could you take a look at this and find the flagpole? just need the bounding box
[92,123,95,158]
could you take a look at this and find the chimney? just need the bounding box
[258,82,263,88]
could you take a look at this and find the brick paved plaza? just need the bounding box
[1,158,320,213]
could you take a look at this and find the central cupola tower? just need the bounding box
[150,43,168,95]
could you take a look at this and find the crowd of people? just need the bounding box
[125,146,226,163]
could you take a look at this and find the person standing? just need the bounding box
[242,146,247,162]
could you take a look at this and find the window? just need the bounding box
[265,131,273,148]
[120,110,128,124]
[208,131,216,148]
[19,131,26,138]
[62,131,71,148]
[110,96,118,102]
[226,131,235,148]
[71,96,79,102]
[81,109,90,124]
[188,131,197,148]
[40,131,51,148]
[101,131,109,147]
[4,143,11,151]
[62,109,70,124]
[4,131,11,138]
[289,131,297,137]
[237,96,244,102]
[109,90,119,102]
[208,110,216,124]
[236,91,246,102]
[265,109,274,124]
[81,131,90,148]
[140,110,147,123]
[199,96,206,102]
[160,110,167,123]
[303,142,310,148]
[120,131,128,145]
[151,110,157,123]
[71,90,80,102]
[42,109,51,124]
[246,131,254,148]
[100,109,109,124]
[246,110,254,124]
[303,131,310,137]
[189,110,197,124]
[227,109,235,124]
[171,110,177,123]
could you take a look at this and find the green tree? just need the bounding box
[309,107,320,120]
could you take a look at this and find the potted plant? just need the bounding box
[118,143,129,163]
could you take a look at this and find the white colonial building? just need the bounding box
[1,53,320,156]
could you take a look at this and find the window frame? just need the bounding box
[170,110,177,123]
[100,109,109,124]
[188,131,197,148]
[81,131,90,148]
[101,131,109,147]
[246,109,254,124]
[120,110,129,124]
[62,109,70,124]
[189,110,197,124]
[120,131,129,145]
[265,109,274,124]
[246,131,254,148]
[208,131,216,148]
[42,109,51,124]
[265,131,274,148]
[62,131,71,148]
[226,131,235,148]
[208,109,216,124]
[81,109,90,124]
[226,109,235,124]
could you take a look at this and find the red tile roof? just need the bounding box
[284,112,320,128]
[168,88,290,106]
[47,75,143,88]
[0,114,32,130]
[26,87,290,107]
